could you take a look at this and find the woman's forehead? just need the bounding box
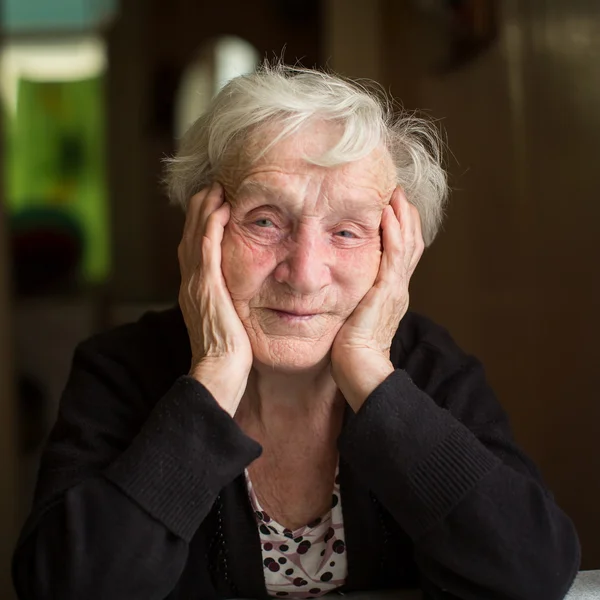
[222,125,396,201]
[233,171,392,210]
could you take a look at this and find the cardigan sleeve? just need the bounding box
[337,360,580,600]
[12,339,262,600]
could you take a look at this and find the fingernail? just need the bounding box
[213,181,224,198]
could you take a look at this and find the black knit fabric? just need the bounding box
[12,307,580,599]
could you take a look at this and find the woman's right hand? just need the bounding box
[178,182,253,416]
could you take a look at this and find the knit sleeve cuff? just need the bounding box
[338,369,500,538]
[104,376,262,541]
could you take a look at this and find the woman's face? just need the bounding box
[220,121,396,372]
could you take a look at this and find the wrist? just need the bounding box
[189,357,250,417]
[333,355,394,413]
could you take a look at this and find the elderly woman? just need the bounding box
[13,64,579,600]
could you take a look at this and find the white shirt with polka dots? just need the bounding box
[244,466,348,598]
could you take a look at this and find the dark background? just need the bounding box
[1,1,599,596]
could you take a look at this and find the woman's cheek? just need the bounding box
[221,224,277,301]
[336,241,381,291]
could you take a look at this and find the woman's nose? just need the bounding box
[273,233,331,295]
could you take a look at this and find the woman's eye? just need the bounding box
[335,230,356,239]
[254,218,274,228]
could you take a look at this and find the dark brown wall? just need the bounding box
[0,82,18,600]
[383,0,600,568]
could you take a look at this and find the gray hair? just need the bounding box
[164,62,448,246]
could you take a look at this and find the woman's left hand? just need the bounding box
[331,187,425,412]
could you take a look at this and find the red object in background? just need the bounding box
[10,208,83,296]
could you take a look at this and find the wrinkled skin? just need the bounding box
[220,121,397,374]
[178,119,424,415]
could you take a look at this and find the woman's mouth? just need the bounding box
[268,308,318,321]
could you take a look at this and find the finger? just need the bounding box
[397,188,414,236]
[378,205,404,284]
[408,204,425,273]
[195,182,225,239]
[396,189,422,269]
[182,182,225,242]
[203,203,231,273]
[180,183,224,275]
[393,187,418,240]
[183,186,212,240]
[386,188,410,252]
[395,189,423,273]
[180,187,210,276]
[389,186,405,225]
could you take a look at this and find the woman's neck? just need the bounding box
[235,360,345,434]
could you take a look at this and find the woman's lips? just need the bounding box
[268,308,317,320]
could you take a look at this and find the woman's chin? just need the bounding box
[250,338,332,374]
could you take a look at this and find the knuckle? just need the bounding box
[391,243,404,261]
[201,234,212,256]
[204,213,215,231]
[206,208,222,227]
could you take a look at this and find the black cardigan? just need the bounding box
[12,307,580,599]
